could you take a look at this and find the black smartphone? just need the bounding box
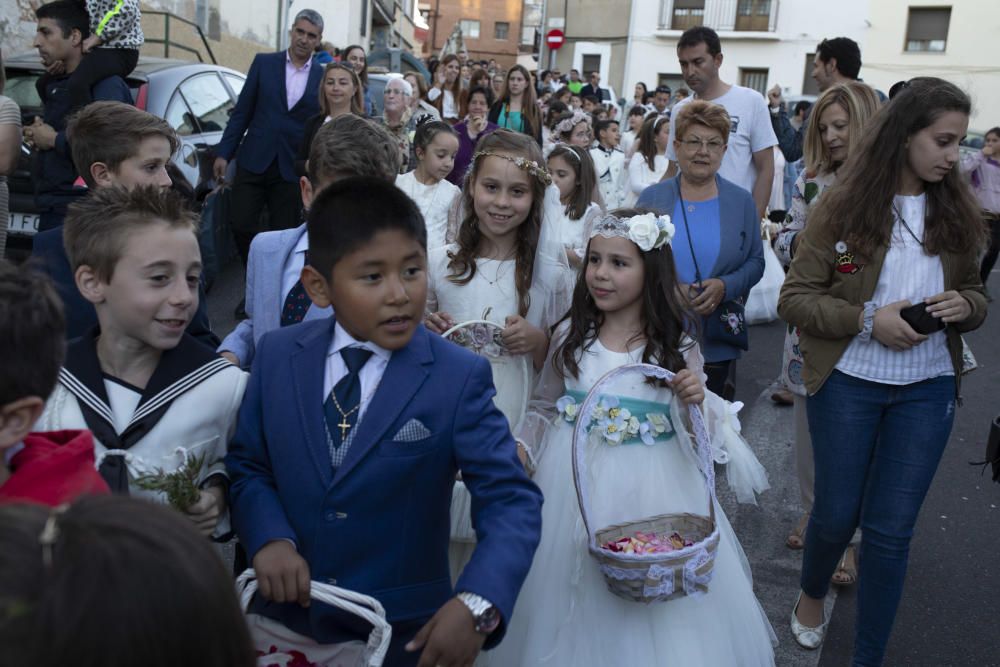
[899,302,946,335]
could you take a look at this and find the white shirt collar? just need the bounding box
[294,227,310,255]
[329,322,392,364]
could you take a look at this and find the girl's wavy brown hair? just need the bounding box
[548,144,597,220]
[554,208,695,380]
[447,130,547,317]
[809,77,985,259]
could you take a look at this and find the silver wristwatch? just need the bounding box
[456,592,501,635]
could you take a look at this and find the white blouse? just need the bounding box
[395,171,461,252]
[836,193,953,385]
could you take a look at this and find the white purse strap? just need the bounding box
[236,568,391,667]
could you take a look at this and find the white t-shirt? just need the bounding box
[667,85,777,195]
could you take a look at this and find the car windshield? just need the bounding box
[5,72,43,114]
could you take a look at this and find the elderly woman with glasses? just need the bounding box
[637,100,764,400]
[377,77,419,173]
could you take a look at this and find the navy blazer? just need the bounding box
[637,174,764,360]
[215,51,322,182]
[31,227,220,349]
[226,318,543,646]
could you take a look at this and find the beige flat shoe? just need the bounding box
[791,592,829,650]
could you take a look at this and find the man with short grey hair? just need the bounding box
[214,9,324,292]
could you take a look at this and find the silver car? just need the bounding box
[4,54,245,247]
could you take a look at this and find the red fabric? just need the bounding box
[0,430,110,506]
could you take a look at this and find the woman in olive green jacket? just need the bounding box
[777,78,987,665]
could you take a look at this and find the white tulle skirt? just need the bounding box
[482,411,777,666]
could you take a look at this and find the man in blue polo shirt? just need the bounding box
[23,1,132,232]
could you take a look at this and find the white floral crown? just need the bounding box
[590,212,674,252]
[472,149,553,186]
[553,110,592,137]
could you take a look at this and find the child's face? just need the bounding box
[310,229,427,351]
[418,133,459,182]
[585,235,645,317]
[547,155,577,202]
[569,122,591,147]
[582,99,596,113]
[570,95,582,109]
[472,154,534,247]
[600,123,621,147]
[89,222,201,352]
[629,113,644,132]
[102,136,173,190]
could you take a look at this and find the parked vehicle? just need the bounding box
[3,53,245,255]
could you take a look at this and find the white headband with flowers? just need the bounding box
[553,110,592,137]
[590,212,674,252]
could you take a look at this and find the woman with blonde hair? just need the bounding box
[773,83,881,587]
[297,62,365,171]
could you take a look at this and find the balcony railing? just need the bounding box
[659,0,779,33]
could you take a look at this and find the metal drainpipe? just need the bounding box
[621,0,637,108]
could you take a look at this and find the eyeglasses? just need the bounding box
[384,88,408,96]
[680,137,725,153]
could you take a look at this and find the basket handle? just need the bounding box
[236,568,391,667]
[441,318,505,339]
[570,363,717,551]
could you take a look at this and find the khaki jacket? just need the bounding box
[777,214,987,396]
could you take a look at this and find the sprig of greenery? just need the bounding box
[134,452,207,511]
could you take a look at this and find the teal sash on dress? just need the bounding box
[563,389,676,445]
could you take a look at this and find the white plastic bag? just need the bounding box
[236,569,391,667]
[746,227,786,325]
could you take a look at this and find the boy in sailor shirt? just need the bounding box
[34,186,246,537]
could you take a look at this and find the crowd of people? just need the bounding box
[0,3,995,667]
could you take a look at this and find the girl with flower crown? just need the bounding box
[546,144,603,268]
[424,129,574,578]
[484,208,775,666]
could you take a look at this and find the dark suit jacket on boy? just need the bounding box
[226,317,543,647]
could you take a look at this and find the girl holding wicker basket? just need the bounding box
[484,208,776,666]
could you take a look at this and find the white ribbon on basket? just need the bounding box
[571,363,720,560]
[235,568,391,667]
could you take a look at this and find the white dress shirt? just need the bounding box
[323,323,392,425]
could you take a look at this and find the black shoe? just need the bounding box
[234,298,248,321]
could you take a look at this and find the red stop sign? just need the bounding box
[546,29,565,50]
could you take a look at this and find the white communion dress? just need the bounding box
[395,170,461,252]
[484,323,776,666]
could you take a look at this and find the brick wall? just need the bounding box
[429,0,522,68]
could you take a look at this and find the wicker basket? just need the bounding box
[571,363,720,604]
[443,318,531,543]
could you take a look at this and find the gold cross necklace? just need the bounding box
[329,392,361,441]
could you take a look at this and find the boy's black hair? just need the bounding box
[816,37,862,80]
[307,176,426,279]
[582,94,601,106]
[678,26,721,56]
[628,104,648,118]
[0,260,65,407]
[36,0,90,39]
[793,100,812,116]
[595,118,620,140]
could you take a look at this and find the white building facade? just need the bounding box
[622,0,871,101]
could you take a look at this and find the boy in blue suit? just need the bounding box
[226,178,543,666]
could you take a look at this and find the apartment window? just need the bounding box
[905,7,950,52]
[460,19,480,39]
[739,67,769,96]
[657,74,686,93]
[671,0,705,31]
[582,55,602,80]
[735,0,771,31]
[801,53,819,96]
[495,21,510,40]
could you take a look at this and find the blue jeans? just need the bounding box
[802,370,956,667]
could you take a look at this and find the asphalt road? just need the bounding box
[204,262,997,667]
